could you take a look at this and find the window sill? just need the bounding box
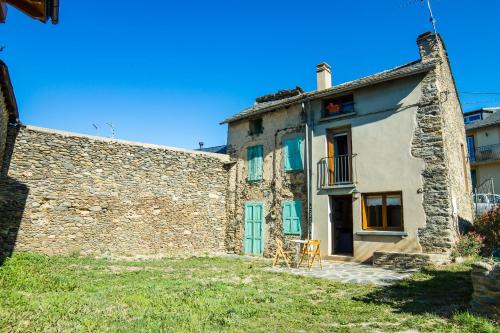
[356,230,408,237]
[320,112,357,123]
[284,233,301,236]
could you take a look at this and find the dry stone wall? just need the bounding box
[470,261,499,320]
[0,125,229,259]
[0,87,9,168]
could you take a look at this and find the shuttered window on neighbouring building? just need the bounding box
[282,200,302,235]
[247,145,263,181]
[283,137,304,172]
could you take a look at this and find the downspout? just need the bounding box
[302,99,313,240]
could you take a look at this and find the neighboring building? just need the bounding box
[0,60,19,170]
[223,32,473,266]
[464,108,500,192]
[196,145,228,154]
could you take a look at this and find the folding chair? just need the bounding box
[272,238,293,268]
[298,240,322,270]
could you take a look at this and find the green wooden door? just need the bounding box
[244,203,264,255]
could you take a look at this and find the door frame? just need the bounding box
[329,195,354,256]
[326,127,352,185]
[244,202,265,255]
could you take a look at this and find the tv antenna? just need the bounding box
[423,0,437,34]
[92,123,99,135]
[106,122,115,139]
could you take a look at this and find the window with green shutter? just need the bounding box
[283,137,304,172]
[247,145,263,181]
[282,200,302,235]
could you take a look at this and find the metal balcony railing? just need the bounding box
[470,143,500,163]
[318,155,356,188]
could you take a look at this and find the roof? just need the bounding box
[221,59,437,124]
[463,107,500,116]
[0,60,19,123]
[196,145,228,154]
[465,110,500,131]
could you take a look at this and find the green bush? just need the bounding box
[452,233,483,259]
[474,206,500,257]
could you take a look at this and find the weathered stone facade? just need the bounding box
[225,104,308,256]
[0,126,229,259]
[470,261,499,320]
[0,88,8,168]
[373,251,431,270]
[412,33,473,254]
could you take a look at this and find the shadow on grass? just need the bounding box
[355,266,473,318]
[0,125,28,265]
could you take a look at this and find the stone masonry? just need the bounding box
[470,261,499,320]
[411,33,473,255]
[225,104,308,257]
[0,125,229,259]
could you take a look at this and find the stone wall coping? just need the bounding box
[23,125,230,161]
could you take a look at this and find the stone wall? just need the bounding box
[0,86,9,171]
[0,125,229,259]
[373,251,431,270]
[412,33,473,255]
[470,262,499,320]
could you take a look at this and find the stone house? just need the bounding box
[0,60,18,167]
[222,32,473,267]
[463,108,500,191]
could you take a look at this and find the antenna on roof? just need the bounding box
[92,123,99,135]
[199,141,204,150]
[106,122,115,139]
[423,0,437,34]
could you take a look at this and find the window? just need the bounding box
[282,200,302,235]
[467,136,476,162]
[464,114,481,124]
[247,145,263,181]
[362,192,403,230]
[249,118,263,135]
[283,137,304,172]
[323,94,354,117]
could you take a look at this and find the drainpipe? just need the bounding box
[302,99,313,240]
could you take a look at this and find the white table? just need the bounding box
[288,239,307,268]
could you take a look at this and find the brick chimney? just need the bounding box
[316,62,332,91]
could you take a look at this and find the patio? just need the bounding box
[265,260,416,286]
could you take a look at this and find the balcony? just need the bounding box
[470,143,500,163]
[318,155,356,188]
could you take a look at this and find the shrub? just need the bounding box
[452,233,483,259]
[474,206,500,257]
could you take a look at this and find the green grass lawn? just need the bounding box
[0,253,497,333]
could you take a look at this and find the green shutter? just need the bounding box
[284,138,304,172]
[283,200,302,235]
[247,145,263,181]
[244,202,264,255]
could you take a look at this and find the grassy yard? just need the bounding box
[0,253,497,333]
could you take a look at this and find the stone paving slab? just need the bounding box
[264,261,416,286]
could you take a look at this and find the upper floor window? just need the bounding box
[283,137,304,172]
[247,145,263,181]
[249,118,263,135]
[464,114,481,124]
[362,192,403,231]
[323,94,354,118]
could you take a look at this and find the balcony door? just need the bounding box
[327,128,352,185]
[467,136,476,162]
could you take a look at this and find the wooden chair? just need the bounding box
[272,238,293,268]
[298,240,322,271]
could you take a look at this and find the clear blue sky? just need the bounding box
[1,0,499,149]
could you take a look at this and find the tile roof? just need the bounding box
[465,110,500,131]
[221,59,437,124]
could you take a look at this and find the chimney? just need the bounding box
[417,32,445,62]
[316,62,332,91]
